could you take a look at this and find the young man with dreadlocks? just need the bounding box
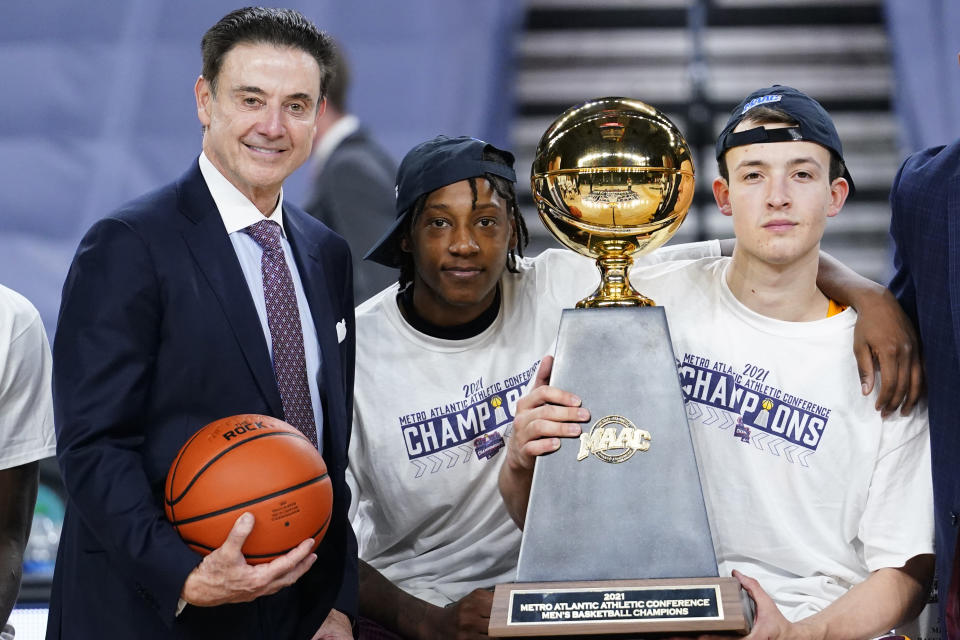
[345,134,920,640]
[347,135,725,639]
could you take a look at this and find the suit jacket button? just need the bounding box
[952,511,959,526]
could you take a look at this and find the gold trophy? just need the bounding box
[489,98,751,637]
[531,97,695,307]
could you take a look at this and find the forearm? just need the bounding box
[0,462,39,626]
[497,459,533,529]
[358,559,438,639]
[793,556,933,640]
[815,250,885,310]
[814,246,923,414]
[0,541,24,628]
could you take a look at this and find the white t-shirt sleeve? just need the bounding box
[635,239,722,265]
[532,249,601,308]
[860,400,934,571]
[346,460,360,522]
[532,240,721,309]
[0,287,56,469]
[347,402,367,523]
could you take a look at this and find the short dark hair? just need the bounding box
[324,42,350,113]
[201,7,335,99]
[398,147,530,291]
[716,106,846,183]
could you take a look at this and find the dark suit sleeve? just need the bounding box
[53,218,200,625]
[888,155,919,326]
[331,238,359,625]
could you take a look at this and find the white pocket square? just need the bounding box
[336,319,347,343]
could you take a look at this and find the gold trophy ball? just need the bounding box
[531,97,695,307]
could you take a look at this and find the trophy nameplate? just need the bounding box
[491,578,751,637]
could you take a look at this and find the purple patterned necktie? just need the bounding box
[243,220,317,448]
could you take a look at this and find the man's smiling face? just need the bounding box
[195,41,322,213]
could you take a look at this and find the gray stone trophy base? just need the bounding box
[489,308,752,637]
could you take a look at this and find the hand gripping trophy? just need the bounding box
[490,98,752,638]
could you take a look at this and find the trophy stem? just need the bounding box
[577,252,655,308]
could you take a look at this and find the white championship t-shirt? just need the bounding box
[349,242,721,605]
[630,257,934,623]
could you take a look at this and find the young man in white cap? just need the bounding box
[502,86,935,639]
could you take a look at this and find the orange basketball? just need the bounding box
[164,414,332,564]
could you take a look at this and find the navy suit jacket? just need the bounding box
[889,141,960,630]
[48,160,358,639]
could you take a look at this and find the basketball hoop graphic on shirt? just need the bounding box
[576,415,651,463]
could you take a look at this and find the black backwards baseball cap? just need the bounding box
[715,85,855,196]
[364,135,517,268]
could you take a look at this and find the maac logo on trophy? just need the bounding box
[577,415,651,463]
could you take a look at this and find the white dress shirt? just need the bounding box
[198,152,323,451]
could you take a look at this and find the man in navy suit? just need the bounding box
[889,131,960,637]
[49,8,356,639]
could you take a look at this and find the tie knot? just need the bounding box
[244,220,283,252]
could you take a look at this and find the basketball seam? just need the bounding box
[167,426,215,526]
[169,473,329,526]
[166,430,311,506]
[180,510,332,557]
[167,424,211,505]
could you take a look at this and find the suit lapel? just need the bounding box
[176,163,284,417]
[948,172,960,362]
[284,207,348,455]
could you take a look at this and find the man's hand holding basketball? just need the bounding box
[181,512,316,607]
[499,355,589,528]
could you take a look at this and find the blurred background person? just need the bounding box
[303,42,397,303]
